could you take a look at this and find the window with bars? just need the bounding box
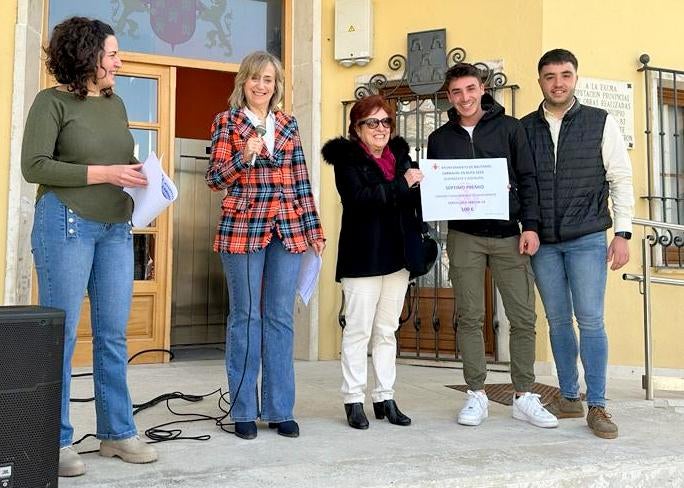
[639,57,684,267]
[659,89,684,225]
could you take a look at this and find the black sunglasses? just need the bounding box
[358,117,392,129]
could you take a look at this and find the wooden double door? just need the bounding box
[397,268,496,361]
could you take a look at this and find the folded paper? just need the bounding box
[124,152,178,227]
[296,248,322,305]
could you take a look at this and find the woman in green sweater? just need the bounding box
[21,17,157,477]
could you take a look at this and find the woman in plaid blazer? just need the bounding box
[206,51,325,440]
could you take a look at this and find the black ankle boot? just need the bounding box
[373,399,411,426]
[268,420,300,438]
[344,403,369,430]
[234,421,257,439]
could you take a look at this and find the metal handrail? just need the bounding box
[623,274,684,287]
[623,218,684,400]
[631,217,684,232]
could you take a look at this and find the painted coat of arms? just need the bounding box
[111,0,232,55]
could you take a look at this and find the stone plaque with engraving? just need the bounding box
[575,77,634,149]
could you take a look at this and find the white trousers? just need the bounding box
[340,269,410,404]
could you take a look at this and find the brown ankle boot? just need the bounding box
[545,394,585,419]
[587,406,618,439]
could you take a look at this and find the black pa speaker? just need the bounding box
[0,306,65,488]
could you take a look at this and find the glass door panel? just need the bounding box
[115,75,158,122]
[133,234,157,281]
[115,64,163,278]
[131,128,158,162]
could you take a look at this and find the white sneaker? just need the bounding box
[457,390,489,426]
[512,392,559,428]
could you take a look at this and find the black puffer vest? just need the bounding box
[521,100,612,243]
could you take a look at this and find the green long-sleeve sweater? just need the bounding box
[21,87,136,223]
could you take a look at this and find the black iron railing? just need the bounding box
[637,54,684,268]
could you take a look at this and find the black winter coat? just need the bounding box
[321,136,425,281]
[426,94,540,238]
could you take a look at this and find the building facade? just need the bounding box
[1,0,682,380]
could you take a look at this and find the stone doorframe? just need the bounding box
[291,0,323,360]
[5,0,42,306]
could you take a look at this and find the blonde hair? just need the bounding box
[229,51,284,112]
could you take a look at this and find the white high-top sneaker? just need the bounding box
[457,390,489,426]
[512,392,559,428]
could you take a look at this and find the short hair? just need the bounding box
[347,94,396,142]
[444,63,485,88]
[537,49,579,73]
[229,51,284,112]
[45,17,116,99]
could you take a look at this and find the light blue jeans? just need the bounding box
[31,192,138,447]
[220,235,302,422]
[531,231,608,407]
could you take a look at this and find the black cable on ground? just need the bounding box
[72,386,233,454]
[70,348,175,402]
[70,163,260,445]
[70,327,250,452]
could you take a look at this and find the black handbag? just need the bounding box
[413,231,439,278]
[411,191,439,278]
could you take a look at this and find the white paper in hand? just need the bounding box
[296,248,322,305]
[124,152,178,227]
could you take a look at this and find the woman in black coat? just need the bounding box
[322,95,424,429]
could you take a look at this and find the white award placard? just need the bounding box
[418,158,509,221]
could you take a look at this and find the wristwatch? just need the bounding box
[614,231,632,240]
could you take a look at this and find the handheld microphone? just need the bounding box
[250,124,267,166]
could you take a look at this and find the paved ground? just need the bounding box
[60,358,684,487]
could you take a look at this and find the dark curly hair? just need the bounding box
[45,17,116,99]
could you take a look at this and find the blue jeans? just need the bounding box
[220,235,302,422]
[531,231,608,407]
[31,192,138,447]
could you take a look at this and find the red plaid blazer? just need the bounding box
[206,108,324,254]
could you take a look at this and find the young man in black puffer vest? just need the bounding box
[521,49,634,440]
